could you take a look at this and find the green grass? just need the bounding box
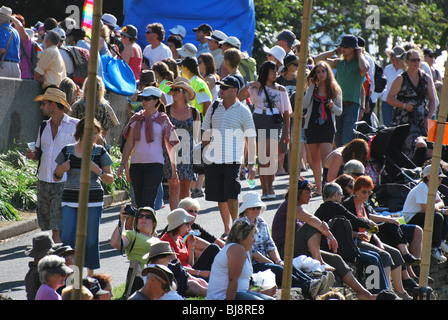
[0,143,129,221]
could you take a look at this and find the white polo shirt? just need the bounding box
[36,114,79,183]
[201,99,256,164]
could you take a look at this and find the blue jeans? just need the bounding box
[335,101,360,147]
[381,100,394,127]
[60,205,103,269]
[359,248,390,294]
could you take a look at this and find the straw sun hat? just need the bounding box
[34,87,71,110]
[165,76,196,101]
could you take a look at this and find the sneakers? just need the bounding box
[431,248,447,263]
[190,188,204,198]
[440,240,448,254]
[308,271,335,299]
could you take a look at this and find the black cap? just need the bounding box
[177,56,199,70]
[192,23,212,34]
[216,76,241,91]
[337,35,359,49]
[423,48,435,56]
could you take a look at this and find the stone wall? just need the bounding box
[0,77,130,151]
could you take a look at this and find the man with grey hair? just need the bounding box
[343,159,365,179]
[35,29,66,89]
[0,6,21,78]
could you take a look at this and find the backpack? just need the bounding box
[239,55,257,83]
[325,216,361,263]
[60,46,90,86]
[20,40,42,77]
[373,63,387,93]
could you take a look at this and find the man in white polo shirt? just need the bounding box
[26,88,79,243]
[201,76,257,237]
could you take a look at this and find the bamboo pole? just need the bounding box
[280,0,313,300]
[72,0,102,300]
[418,55,448,294]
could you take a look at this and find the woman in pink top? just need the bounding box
[118,86,179,209]
[121,25,143,81]
[35,255,73,300]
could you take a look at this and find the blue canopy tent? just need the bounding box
[122,0,255,55]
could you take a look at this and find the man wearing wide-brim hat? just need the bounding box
[314,34,370,147]
[26,88,79,244]
[0,6,21,78]
[24,231,60,300]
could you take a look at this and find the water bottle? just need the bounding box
[246,168,256,189]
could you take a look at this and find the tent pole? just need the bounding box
[417,55,448,298]
[280,0,313,300]
[72,0,102,300]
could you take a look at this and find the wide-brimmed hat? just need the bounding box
[138,69,156,85]
[138,86,162,98]
[101,14,117,28]
[121,25,138,40]
[263,45,286,65]
[34,87,71,110]
[169,25,186,38]
[141,264,178,292]
[385,46,406,60]
[177,43,198,58]
[166,208,194,232]
[0,6,12,20]
[25,232,56,259]
[165,76,196,100]
[205,30,227,43]
[337,35,359,49]
[143,241,178,262]
[220,36,241,49]
[238,191,267,215]
[422,165,447,179]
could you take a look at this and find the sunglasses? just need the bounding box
[291,62,299,67]
[137,213,154,220]
[153,276,170,293]
[146,30,153,34]
[220,86,232,91]
[409,58,421,63]
[140,96,159,101]
[171,87,184,93]
[248,207,262,210]
[187,209,198,214]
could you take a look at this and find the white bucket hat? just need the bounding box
[101,13,117,28]
[177,43,198,58]
[238,191,267,215]
[166,208,195,232]
[263,45,286,65]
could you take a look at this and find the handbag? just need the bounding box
[262,85,283,124]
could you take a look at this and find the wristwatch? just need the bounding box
[99,169,104,177]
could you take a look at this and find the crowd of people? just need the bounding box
[1,4,446,300]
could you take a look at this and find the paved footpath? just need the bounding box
[0,169,322,300]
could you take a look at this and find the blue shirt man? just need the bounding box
[0,6,21,78]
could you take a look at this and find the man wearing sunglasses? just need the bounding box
[128,264,178,300]
[202,76,257,237]
[315,34,370,147]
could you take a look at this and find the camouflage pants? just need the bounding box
[37,180,64,231]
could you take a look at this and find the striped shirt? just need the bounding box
[55,144,113,207]
[36,114,79,183]
[201,100,256,164]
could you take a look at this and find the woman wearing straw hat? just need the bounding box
[163,77,200,209]
[160,208,220,280]
[120,24,143,81]
[236,191,335,299]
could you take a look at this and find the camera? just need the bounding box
[123,204,138,217]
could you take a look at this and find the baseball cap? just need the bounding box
[138,86,162,98]
[216,76,241,91]
[220,36,241,49]
[177,43,198,58]
[169,25,186,38]
[422,165,447,179]
[205,30,227,43]
[177,56,199,70]
[192,23,212,34]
